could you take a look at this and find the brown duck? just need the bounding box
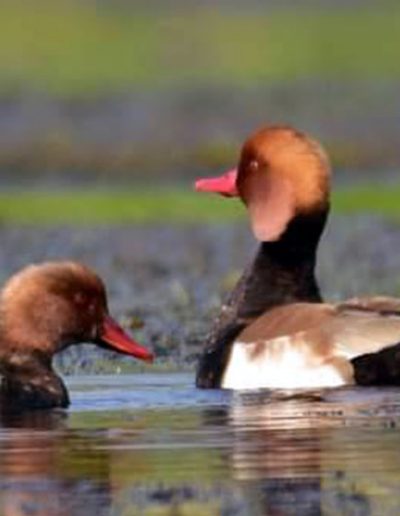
[195,125,400,389]
[0,261,153,409]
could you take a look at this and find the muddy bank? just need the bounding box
[0,215,399,372]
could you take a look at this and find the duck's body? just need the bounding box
[195,125,400,390]
[222,300,400,389]
[0,261,153,409]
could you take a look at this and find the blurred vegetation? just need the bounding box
[0,1,399,95]
[0,0,399,184]
[0,190,243,223]
[0,184,399,224]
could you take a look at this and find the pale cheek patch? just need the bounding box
[248,177,294,242]
[221,337,350,390]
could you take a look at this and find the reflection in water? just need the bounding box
[0,410,112,516]
[0,375,400,515]
[225,388,400,515]
[225,393,326,515]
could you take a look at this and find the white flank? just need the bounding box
[221,337,349,390]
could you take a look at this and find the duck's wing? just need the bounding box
[238,300,400,355]
[232,301,400,387]
[335,297,400,384]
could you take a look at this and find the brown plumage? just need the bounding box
[195,125,400,389]
[0,261,154,409]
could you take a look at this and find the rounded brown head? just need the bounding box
[195,125,331,242]
[0,261,153,360]
[0,261,153,409]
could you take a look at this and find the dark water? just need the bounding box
[2,373,400,515]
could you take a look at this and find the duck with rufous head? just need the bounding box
[195,125,400,389]
[0,261,154,410]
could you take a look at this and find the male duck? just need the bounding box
[195,125,400,390]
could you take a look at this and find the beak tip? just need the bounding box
[101,315,155,363]
[143,351,155,363]
[194,179,206,192]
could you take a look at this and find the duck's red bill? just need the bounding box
[194,169,239,197]
[100,315,154,362]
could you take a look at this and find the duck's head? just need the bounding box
[0,261,153,361]
[195,126,331,242]
[0,261,153,409]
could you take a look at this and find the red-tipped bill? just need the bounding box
[194,169,239,197]
[100,315,154,362]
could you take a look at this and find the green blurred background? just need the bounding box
[0,0,399,222]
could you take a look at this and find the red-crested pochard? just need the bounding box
[195,125,400,390]
[0,261,154,409]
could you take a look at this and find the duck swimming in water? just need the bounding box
[0,261,153,409]
[195,125,400,390]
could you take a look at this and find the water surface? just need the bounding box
[1,373,400,515]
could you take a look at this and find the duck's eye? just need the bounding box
[248,160,259,173]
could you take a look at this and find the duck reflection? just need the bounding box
[214,389,397,516]
[228,390,344,479]
[0,410,112,516]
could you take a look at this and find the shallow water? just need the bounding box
[1,374,400,515]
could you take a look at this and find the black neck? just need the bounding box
[237,209,326,318]
[196,208,328,388]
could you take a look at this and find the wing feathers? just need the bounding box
[237,300,400,361]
